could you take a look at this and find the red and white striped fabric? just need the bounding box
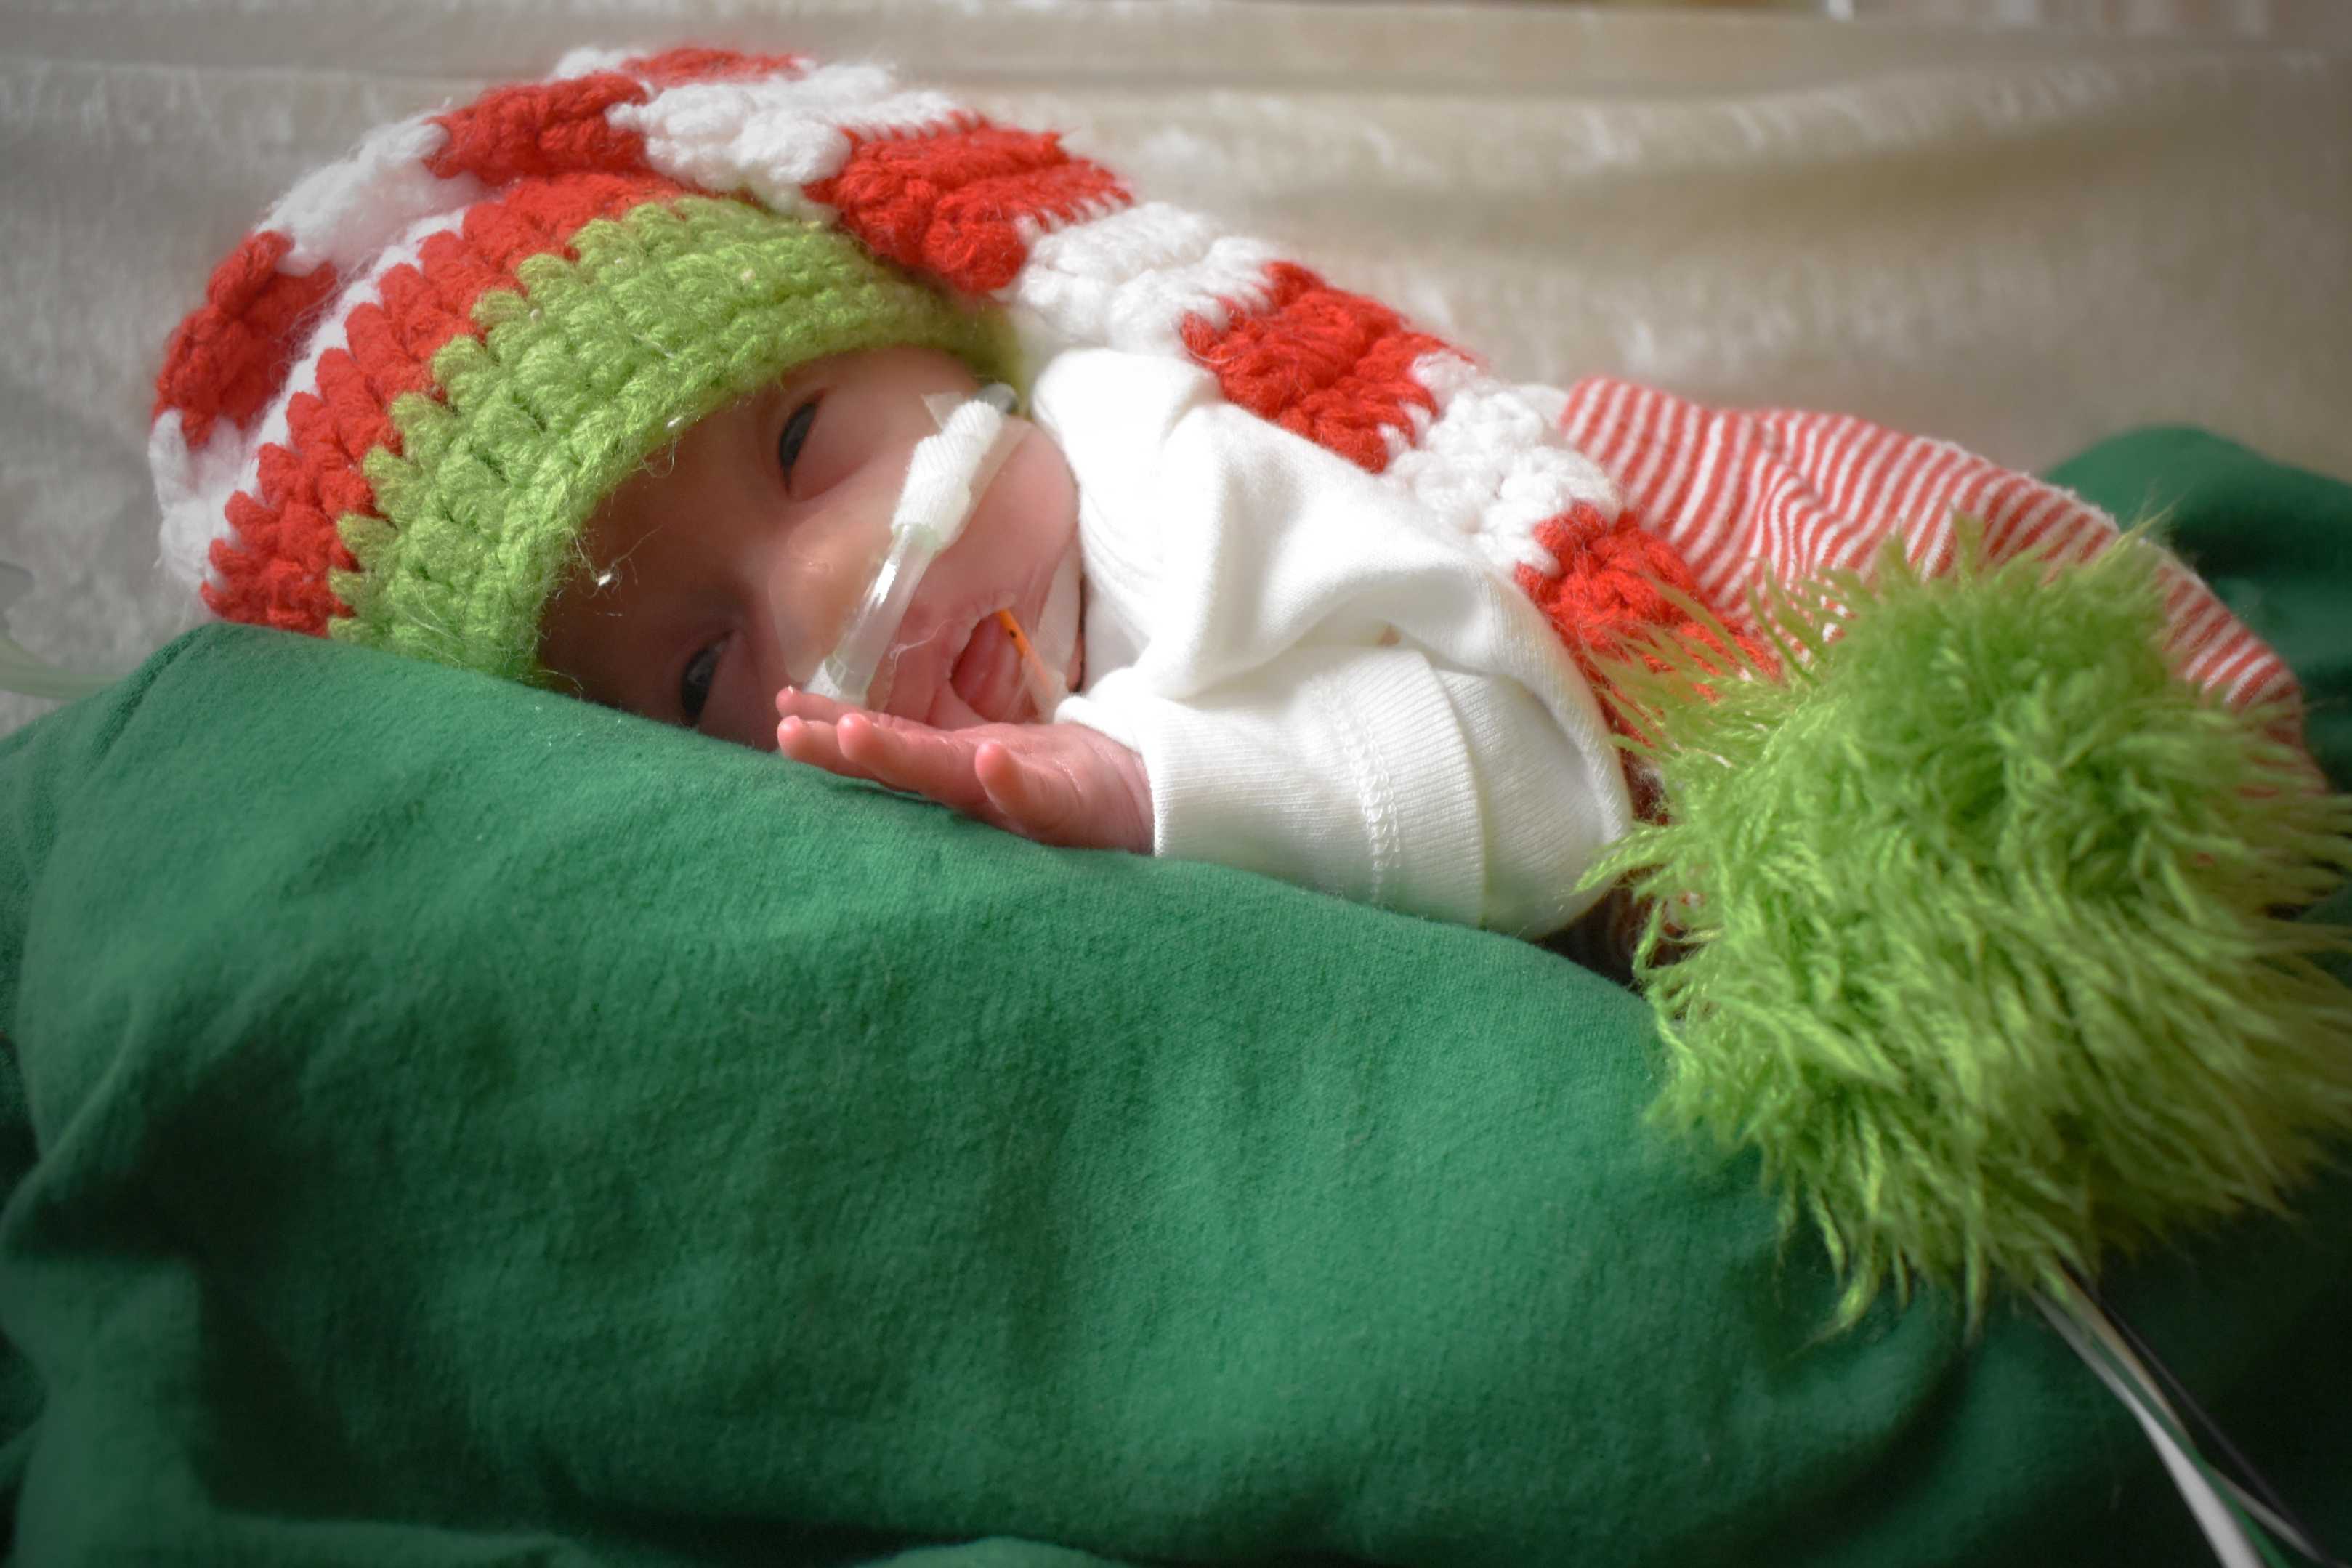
[1559,378,2299,712]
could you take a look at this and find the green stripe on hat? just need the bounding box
[337,195,1017,684]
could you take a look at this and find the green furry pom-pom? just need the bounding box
[1593,521,2352,1327]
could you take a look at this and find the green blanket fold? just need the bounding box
[0,427,2346,1567]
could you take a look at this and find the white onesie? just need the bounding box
[1032,347,1634,939]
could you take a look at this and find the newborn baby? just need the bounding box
[538,336,1630,939]
[150,46,2300,948]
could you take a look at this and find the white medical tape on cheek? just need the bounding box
[803,383,1023,707]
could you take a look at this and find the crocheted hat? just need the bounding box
[152,44,1665,690]
[150,49,1022,684]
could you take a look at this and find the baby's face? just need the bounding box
[539,345,1081,750]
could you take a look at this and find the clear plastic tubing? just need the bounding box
[805,382,1021,708]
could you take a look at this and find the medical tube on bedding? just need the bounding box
[804,383,1023,709]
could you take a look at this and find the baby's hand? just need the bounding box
[775,687,1151,854]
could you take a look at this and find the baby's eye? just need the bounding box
[679,638,724,727]
[777,396,822,489]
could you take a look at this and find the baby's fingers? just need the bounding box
[778,716,974,820]
[833,712,993,817]
[775,715,859,778]
[777,688,955,794]
[775,684,856,726]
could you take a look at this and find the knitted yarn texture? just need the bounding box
[149,45,2305,719]
[147,46,1679,692]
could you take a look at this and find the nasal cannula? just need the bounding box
[804,382,1067,717]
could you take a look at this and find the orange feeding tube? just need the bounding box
[993,607,1067,715]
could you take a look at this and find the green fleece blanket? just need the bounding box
[0,427,2346,1566]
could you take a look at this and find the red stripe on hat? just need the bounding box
[338,307,437,435]
[208,488,349,634]
[1835,427,1922,551]
[1984,485,2070,564]
[808,121,1129,296]
[2170,599,2237,678]
[2236,660,2301,716]
[1667,410,1742,575]
[153,230,342,448]
[426,73,656,187]
[1179,262,1455,475]
[204,170,687,635]
[1628,395,1701,538]
[1515,501,1770,731]
[621,47,805,86]
[377,171,684,374]
[1593,380,1648,474]
[1887,448,1974,570]
[1844,442,1966,573]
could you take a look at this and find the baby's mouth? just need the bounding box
[947,609,1028,724]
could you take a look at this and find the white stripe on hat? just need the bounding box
[609,62,965,219]
[263,113,487,280]
[1382,353,1622,581]
[1006,201,1280,357]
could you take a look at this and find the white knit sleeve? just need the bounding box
[1428,666,1621,937]
[1062,647,1610,937]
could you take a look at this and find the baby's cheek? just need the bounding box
[988,425,1081,557]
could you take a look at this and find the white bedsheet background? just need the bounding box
[3,0,2348,735]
